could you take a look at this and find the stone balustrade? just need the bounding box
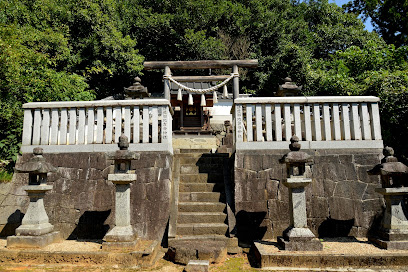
[21,99,173,153]
[233,96,382,150]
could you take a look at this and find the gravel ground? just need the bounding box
[2,236,407,254]
[0,238,103,252]
[1,237,408,271]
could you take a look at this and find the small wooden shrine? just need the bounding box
[144,60,258,134]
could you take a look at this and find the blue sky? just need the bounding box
[330,0,374,31]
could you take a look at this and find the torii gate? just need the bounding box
[144,60,258,132]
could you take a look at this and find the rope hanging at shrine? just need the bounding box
[163,73,239,106]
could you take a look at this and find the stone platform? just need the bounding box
[2,238,408,270]
[369,236,408,250]
[251,238,408,270]
[0,239,162,268]
[166,239,227,265]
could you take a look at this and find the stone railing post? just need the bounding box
[7,147,60,248]
[278,136,322,251]
[164,66,171,101]
[368,146,408,249]
[233,65,239,99]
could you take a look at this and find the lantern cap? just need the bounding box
[280,136,312,164]
[124,77,150,99]
[15,148,57,174]
[368,146,408,177]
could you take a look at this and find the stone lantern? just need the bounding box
[124,77,150,99]
[7,147,60,248]
[277,77,302,97]
[103,134,140,251]
[368,146,408,249]
[278,136,322,251]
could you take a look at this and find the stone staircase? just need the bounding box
[168,147,239,264]
[177,150,228,237]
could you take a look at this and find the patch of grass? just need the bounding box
[211,255,257,272]
[0,169,13,182]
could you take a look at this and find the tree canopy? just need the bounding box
[345,0,408,47]
[1,0,408,169]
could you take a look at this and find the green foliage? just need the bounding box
[345,0,408,46]
[306,41,408,160]
[1,0,408,161]
[0,169,13,182]
[0,0,144,168]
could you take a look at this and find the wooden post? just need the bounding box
[180,104,184,129]
[164,66,171,100]
[233,65,239,99]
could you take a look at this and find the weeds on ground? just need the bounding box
[0,159,13,182]
[0,169,13,182]
[211,254,257,272]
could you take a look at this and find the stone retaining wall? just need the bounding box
[234,149,383,243]
[0,152,172,241]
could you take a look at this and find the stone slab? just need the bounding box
[277,236,323,251]
[251,241,408,269]
[167,240,227,265]
[21,143,173,154]
[7,231,61,249]
[102,239,139,252]
[104,226,138,242]
[375,187,408,195]
[16,223,54,236]
[22,185,53,192]
[0,239,161,268]
[283,178,311,188]
[107,173,137,184]
[369,236,408,250]
[185,260,209,272]
[236,140,383,151]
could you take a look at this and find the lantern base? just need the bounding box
[278,227,322,251]
[7,231,61,249]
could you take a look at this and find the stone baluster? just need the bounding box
[7,147,60,248]
[278,136,322,251]
[368,146,408,249]
[103,134,140,251]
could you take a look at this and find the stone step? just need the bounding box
[177,151,229,158]
[179,183,224,193]
[179,148,212,154]
[179,192,224,202]
[170,235,241,254]
[178,202,226,213]
[252,241,408,270]
[180,165,222,174]
[176,223,228,236]
[177,212,227,224]
[169,234,239,253]
[180,173,223,183]
[179,156,226,166]
[166,239,227,265]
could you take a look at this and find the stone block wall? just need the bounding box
[0,151,172,241]
[234,148,383,243]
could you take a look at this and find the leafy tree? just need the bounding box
[1,0,408,163]
[0,23,94,168]
[306,41,408,160]
[345,0,408,46]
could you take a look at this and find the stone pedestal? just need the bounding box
[278,177,322,251]
[369,187,408,249]
[7,185,60,248]
[103,173,138,251]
